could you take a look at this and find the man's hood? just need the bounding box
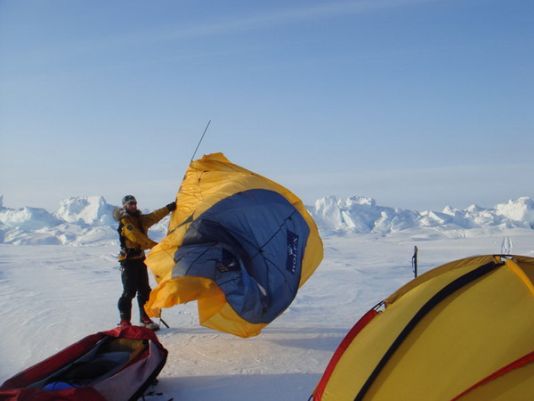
[113,207,126,222]
[113,207,141,221]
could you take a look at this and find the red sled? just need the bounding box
[0,325,168,401]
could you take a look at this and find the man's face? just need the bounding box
[125,201,138,213]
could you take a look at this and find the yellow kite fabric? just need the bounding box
[313,255,534,401]
[145,153,323,337]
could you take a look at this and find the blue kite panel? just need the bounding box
[172,189,310,324]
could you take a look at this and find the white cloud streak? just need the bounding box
[5,0,443,65]
[106,0,442,47]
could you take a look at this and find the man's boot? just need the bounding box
[141,315,160,331]
[119,313,131,329]
[119,319,131,329]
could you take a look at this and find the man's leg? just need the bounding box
[137,260,152,319]
[137,261,159,330]
[117,260,138,323]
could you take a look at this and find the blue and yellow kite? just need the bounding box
[145,153,323,337]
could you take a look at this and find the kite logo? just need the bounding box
[287,230,299,274]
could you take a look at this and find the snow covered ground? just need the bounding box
[1,228,534,400]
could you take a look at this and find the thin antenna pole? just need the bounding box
[190,120,211,163]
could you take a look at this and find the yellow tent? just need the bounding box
[145,153,323,337]
[313,255,534,401]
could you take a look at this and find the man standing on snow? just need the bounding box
[113,194,176,330]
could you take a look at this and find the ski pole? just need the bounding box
[412,246,418,278]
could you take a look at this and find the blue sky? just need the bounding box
[1,0,533,211]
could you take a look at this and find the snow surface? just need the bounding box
[1,194,534,399]
[0,233,533,399]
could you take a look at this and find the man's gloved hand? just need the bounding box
[166,201,177,212]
